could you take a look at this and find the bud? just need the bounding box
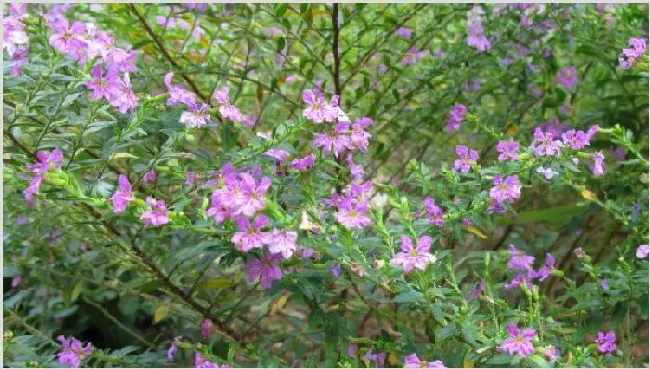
[155,166,170,172]
[4,330,14,340]
[532,285,539,301]
[373,259,385,269]
[133,198,146,208]
[43,170,69,187]
[484,252,491,267]
[185,133,196,143]
[551,269,564,277]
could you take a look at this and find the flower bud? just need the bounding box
[133,198,146,208]
[373,259,385,269]
[155,166,170,172]
[44,170,68,187]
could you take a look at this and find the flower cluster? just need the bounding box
[504,245,556,289]
[57,336,93,368]
[467,6,492,52]
[3,4,30,76]
[23,148,64,204]
[45,10,140,113]
[619,37,647,69]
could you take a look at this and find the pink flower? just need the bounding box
[214,88,243,122]
[111,174,134,213]
[401,47,428,66]
[164,72,197,107]
[49,19,87,57]
[108,73,138,114]
[232,215,271,251]
[350,117,373,152]
[544,346,561,363]
[497,324,536,358]
[590,152,605,176]
[140,197,170,226]
[243,252,283,288]
[365,351,387,368]
[454,145,479,173]
[507,245,534,272]
[292,153,316,172]
[28,148,64,173]
[235,173,271,217]
[180,103,211,128]
[446,104,468,133]
[265,149,291,162]
[194,352,219,368]
[334,198,372,229]
[637,244,649,258]
[423,197,444,226]
[57,336,93,368]
[86,65,120,101]
[313,122,351,158]
[496,139,520,161]
[143,170,157,183]
[390,235,436,273]
[489,175,521,205]
[268,229,298,258]
[595,331,616,354]
[404,354,446,368]
[532,127,563,156]
[302,89,339,123]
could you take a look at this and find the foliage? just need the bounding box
[3,3,649,368]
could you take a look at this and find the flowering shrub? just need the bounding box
[3,3,649,368]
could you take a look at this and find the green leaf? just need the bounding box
[392,290,424,303]
[195,278,235,291]
[525,355,550,368]
[71,281,83,303]
[274,4,287,17]
[435,323,457,340]
[109,152,138,161]
[485,354,514,365]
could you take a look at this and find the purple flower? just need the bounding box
[590,152,605,176]
[610,146,626,162]
[497,324,536,358]
[347,344,358,357]
[313,122,351,158]
[595,331,616,354]
[186,172,197,186]
[454,145,479,173]
[467,6,492,52]
[535,253,555,281]
[265,149,291,162]
[562,128,595,150]
[496,139,520,161]
[235,173,271,217]
[57,336,93,368]
[11,276,22,288]
[556,66,578,90]
[86,65,120,101]
[194,352,219,368]
[302,89,339,123]
[467,280,486,302]
[243,252,283,289]
[619,37,647,69]
[108,73,138,114]
[111,174,134,213]
[395,27,412,38]
[544,346,561,363]
[401,47,428,66]
[140,197,170,226]
[532,127,563,156]
[365,350,386,367]
[334,197,372,229]
[600,279,610,291]
[49,19,87,57]
[164,72,197,107]
[214,88,243,122]
[390,236,436,273]
[201,318,213,340]
[330,263,342,277]
[636,244,649,258]
[292,153,316,172]
[536,167,558,180]
[404,354,446,368]
[490,175,521,205]
[232,215,271,252]
[143,170,157,183]
[350,117,373,152]
[507,245,535,272]
[180,103,211,128]
[537,116,568,139]
[446,104,468,133]
[346,154,365,182]
[423,197,445,226]
[268,229,298,258]
[168,336,181,361]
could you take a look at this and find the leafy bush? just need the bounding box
[3,3,649,368]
